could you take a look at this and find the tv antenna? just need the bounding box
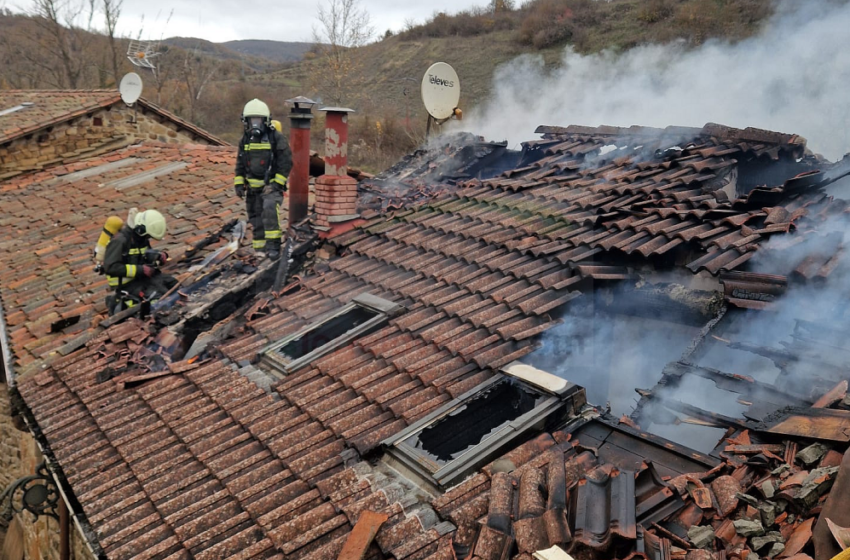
[127,38,161,70]
[421,62,462,137]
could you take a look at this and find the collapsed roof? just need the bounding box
[2,123,850,560]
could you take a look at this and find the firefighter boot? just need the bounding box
[266,239,282,260]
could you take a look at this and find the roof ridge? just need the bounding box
[0,89,120,94]
[535,122,806,148]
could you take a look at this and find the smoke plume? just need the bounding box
[459,0,850,160]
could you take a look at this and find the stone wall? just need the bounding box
[1,386,95,560]
[0,383,20,493]
[0,103,215,176]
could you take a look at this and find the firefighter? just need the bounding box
[103,209,177,315]
[234,99,292,258]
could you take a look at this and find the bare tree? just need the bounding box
[29,0,98,88]
[139,10,175,105]
[102,0,123,84]
[492,0,515,12]
[311,0,374,105]
[180,46,219,122]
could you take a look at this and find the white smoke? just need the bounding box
[459,0,850,161]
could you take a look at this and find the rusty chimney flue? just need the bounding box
[315,107,357,230]
[286,96,315,226]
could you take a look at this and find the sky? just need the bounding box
[105,0,488,43]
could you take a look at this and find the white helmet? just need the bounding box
[242,98,271,131]
[134,209,167,240]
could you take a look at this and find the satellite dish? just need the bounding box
[119,73,143,105]
[421,62,460,121]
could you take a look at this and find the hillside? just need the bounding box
[222,40,314,63]
[162,37,282,71]
[255,0,772,122]
[1,0,774,171]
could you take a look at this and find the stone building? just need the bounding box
[0,90,228,180]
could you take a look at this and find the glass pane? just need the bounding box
[404,380,543,465]
[277,306,379,361]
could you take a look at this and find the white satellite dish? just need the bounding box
[421,62,460,121]
[119,73,143,105]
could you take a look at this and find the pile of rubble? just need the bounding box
[665,432,846,560]
[461,426,850,560]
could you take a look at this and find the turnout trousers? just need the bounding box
[245,184,284,249]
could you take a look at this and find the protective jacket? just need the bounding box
[234,128,293,190]
[103,226,157,294]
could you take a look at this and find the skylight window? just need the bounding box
[384,363,586,490]
[407,380,544,463]
[261,293,402,376]
[0,102,34,117]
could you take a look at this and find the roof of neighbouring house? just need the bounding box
[4,123,850,560]
[0,90,228,147]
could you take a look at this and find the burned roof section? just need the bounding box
[359,132,518,215]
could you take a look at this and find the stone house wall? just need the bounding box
[1,388,95,560]
[0,103,216,176]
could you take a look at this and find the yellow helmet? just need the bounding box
[271,119,282,132]
[134,209,167,240]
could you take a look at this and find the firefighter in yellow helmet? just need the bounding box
[234,99,292,259]
[103,209,177,314]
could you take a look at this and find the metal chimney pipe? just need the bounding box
[286,96,315,226]
[321,107,355,177]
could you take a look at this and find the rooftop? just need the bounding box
[2,123,850,560]
[0,90,228,147]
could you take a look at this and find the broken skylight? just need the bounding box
[260,293,402,376]
[384,363,584,490]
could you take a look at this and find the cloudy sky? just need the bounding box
[109,0,486,43]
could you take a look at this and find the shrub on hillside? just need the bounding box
[399,7,520,40]
[517,0,600,49]
[349,113,424,173]
[638,0,677,23]
[670,0,772,44]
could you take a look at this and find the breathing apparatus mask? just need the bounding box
[246,116,266,140]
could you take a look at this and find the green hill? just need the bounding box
[222,40,314,63]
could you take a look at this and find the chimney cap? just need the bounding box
[286,96,317,109]
[320,106,356,114]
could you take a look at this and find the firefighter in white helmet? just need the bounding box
[234,99,292,259]
[103,209,177,314]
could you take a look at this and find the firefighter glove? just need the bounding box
[156,251,168,265]
[141,265,156,278]
[234,184,245,198]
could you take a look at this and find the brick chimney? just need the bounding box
[315,107,358,228]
